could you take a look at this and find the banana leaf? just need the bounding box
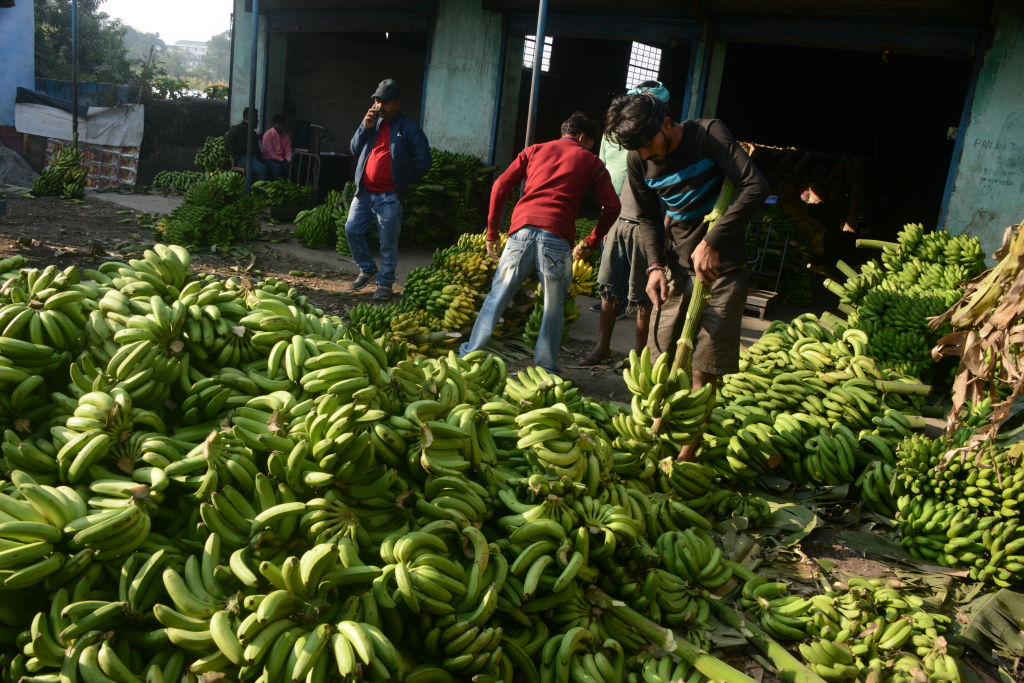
[757,502,819,547]
[838,530,969,577]
[956,588,1024,659]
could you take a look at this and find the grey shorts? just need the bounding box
[649,268,748,376]
[596,218,649,305]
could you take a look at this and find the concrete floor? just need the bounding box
[88,190,777,355]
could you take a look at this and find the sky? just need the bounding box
[100,0,233,45]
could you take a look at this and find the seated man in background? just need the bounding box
[261,114,293,181]
[224,107,267,181]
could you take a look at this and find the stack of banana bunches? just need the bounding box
[0,221,1003,683]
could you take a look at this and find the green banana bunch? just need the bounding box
[153,170,206,192]
[655,528,731,593]
[333,182,359,256]
[821,223,986,384]
[193,136,232,172]
[795,576,961,681]
[856,459,896,516]
[252,178,312,207]
[739,576,811,641]
[160,172,262,249]
[634,653,705,683]
[539,625,625,683]
[444,249,496,290]
[0,264,91,353]
[32,141,87,198]
[505,365,583,411]
[296,189,347,248]
[617,348,716,462]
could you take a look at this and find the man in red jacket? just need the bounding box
[460,112,621,374]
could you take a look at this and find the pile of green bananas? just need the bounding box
[706,312,929,487]
[823,223,986,381]
[891,401,1024,586]
[1,240,1002,683]
[158,172,263,249]
[740,576,962,682]
[295,189,348,248]
[194,136,232,172]
[31,142,88,199]
[401,148,495,246]
[252,178,312,207]
[152,170,206,192]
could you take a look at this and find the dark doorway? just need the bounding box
[716,43,972,239]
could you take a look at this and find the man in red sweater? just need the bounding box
[460,112,621,374]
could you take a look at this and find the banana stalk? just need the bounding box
[587,587,757,683]
[855,238,899,251]
[671,179,736,376]
[706,598,827,683]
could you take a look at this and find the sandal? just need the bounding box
[578,350,612,366]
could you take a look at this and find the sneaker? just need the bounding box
[372,285,392,302]
[589,301,601,312]
[351,271,375,291]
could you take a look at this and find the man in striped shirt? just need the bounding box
[605,94,769,460]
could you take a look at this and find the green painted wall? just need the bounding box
[943,3,1024,259]
[422,0,504,161]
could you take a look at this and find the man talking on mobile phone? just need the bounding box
[345,79,432,302]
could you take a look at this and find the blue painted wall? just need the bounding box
[35,78,137,106]
[941,2,1024,259]
[0,2,35,127]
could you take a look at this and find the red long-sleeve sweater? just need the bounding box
[487,137,621,247]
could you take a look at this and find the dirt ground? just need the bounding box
[0,192,628,401]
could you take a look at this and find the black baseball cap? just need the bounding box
[371,79,401,101]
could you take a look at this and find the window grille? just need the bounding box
[523,35,553,72]
[625,41,661,90]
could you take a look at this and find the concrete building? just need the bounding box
[228,0,1022,257]
[0,1,35,151]
[172,40,209,70]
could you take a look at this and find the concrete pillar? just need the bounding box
[421,0,504,160]
[229,0,267,126]
[682,21,726,121]
[941,2,1024,259]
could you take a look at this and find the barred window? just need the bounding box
[625,41,661,90]
[523,35,553,72]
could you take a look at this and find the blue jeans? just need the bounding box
[460,226,572,374]
[344,188,402,287]
[265,159,289,181]
[237,156,268,182]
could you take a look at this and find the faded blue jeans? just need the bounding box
[460,226,572,374]
[344,188,403,288]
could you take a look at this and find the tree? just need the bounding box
[203,31,231,85]
[122,25,167,65]
[35,0,135,83]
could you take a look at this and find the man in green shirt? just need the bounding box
[580,81,670,366]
